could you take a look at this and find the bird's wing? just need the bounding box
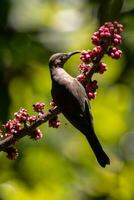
[67,78,91,114]
[52,77,88,113]
[70,78,94,130]
[52,78,93,134]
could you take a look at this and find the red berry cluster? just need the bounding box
[30,128,43,140]
[48,100,61,128]
[0,102,46,159]
[4,146,19,160]
[33,102,45,113]
[49,116,61,128]
[77,21,124,100]
[4,119,21,135]
[86,80,98,100]
[108,47,122,59]
[28,115,37,124]
[91,21,123,47]
[14,108,29,123]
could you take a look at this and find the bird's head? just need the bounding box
[49,51,81,68]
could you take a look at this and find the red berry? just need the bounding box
[28,115,37,124]
[79,63,91,73]
[98,62,107,74]
[91,35,100,45]
[88,92,96,100]
[77,74,86,83]
[30,129,43,140]
[49,116,61,128]
[33,102,45,113]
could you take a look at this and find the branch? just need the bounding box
[0,106,60,152]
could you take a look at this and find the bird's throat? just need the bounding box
[50,66,73,84]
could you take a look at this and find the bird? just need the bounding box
[49,51,110,167]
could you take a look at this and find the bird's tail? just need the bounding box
[85,132,110,167]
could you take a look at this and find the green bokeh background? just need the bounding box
[0,0,134,199]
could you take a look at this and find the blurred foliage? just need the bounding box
[0,0,134,199]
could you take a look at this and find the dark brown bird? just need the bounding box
[49,51,110,167]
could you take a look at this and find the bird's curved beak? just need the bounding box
[67,50,81,58]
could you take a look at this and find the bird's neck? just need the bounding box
[50,65,59,77]
[50,65,73,83]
